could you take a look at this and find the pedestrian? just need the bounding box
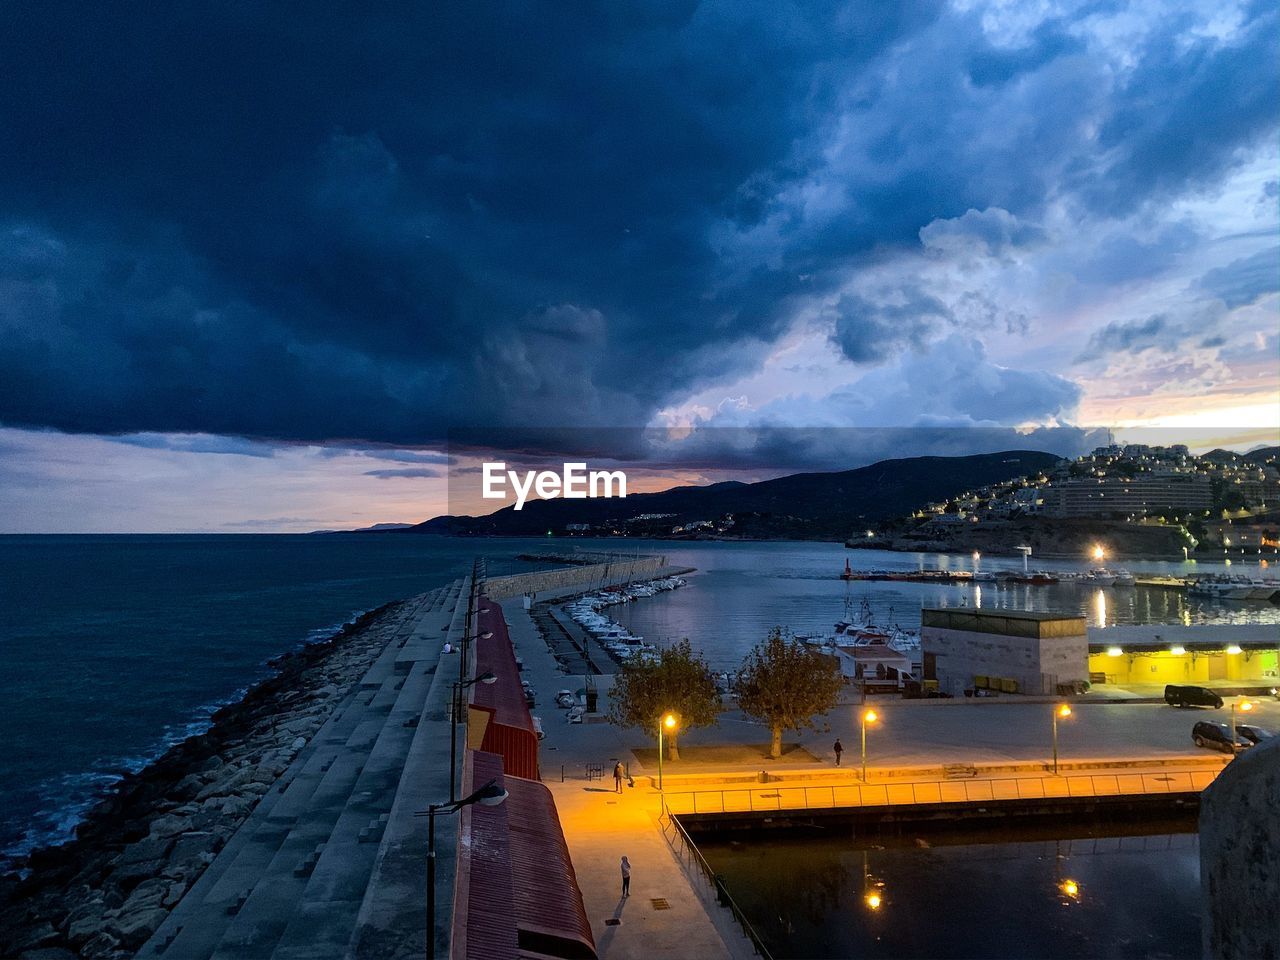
[613,761,625,794]
[620,856,631,897]
[833,738,844,766]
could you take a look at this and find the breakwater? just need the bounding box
[485,554,669,599]
[0,593,439,959]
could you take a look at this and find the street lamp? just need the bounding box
[450,672,497,802]
[860,708,878,782]
[423,778,508,960]
[1052,703,1072,775]
[1230,700,1254,752]
[657,713,677,791]
[1091,544,1105,562]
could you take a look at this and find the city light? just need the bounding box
[663,713,677,729]
[1106,646,1123,657]
[865,892,882,910]
[863,709,878,724]
[1057,704,1072,719]
[1091,544,1105,561]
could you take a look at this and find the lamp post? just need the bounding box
[1230,700,1254,752]
[657,713,676,792]
[860,708,878,782]
[1052,703,1072,775]
[449,671,497,802]
[423,778,508,960]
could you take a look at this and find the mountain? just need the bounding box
[1203,446,1279,466]
[403,450,1064,539]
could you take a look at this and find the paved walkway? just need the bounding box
[144,578,472,960]
[499,575,745,960]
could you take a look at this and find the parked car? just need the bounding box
[1236,724,1274,746]
[1191,721,1250,753]
[1165,685,1224,709]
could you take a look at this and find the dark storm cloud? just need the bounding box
[0,1,1275,452]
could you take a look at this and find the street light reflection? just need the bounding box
[1060,878,1080,899]
[865,892,882,910]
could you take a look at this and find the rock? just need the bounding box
[167,831,218,867]
[105,906,167,949]
[162,879,188,908]
[18,948,77,960]
[291,736,308,751]
[172,775,204,800]
[111,856,169,888]
[218,796,252,819]
[121,877,169,913]
[12,923,58,952]
[117,836,175,866]
[147,815,190,840]
[78,931,120,959]
[67,910,107,945]
[199,754,224,773]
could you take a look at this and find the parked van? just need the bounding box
[1164,684,1223,709]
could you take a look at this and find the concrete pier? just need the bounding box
[143,579,472,960]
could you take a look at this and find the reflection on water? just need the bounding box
[696,820,1201,959]
[588,541,1280,672]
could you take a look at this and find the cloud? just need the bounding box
[363,467,440,479]
[0,0,1271,458]
[919,207,1043,258]
[830,287,952,362]
[1198,246,1280,308]
[1075,302,1229,362]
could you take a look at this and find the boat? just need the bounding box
[1008,571,1059,586]
[1112,569,1136,587]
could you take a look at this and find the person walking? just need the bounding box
[620,856,631,897]
[613,761,625,793]
[833,738,844,766]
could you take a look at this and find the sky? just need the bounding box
[0,0,1277,531]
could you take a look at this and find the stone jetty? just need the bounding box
[0,581,462,960]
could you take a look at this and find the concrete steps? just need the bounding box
[144,586,454,960]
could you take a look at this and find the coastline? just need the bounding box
[0,595,423,960]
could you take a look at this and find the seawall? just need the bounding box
[484,554,669,599]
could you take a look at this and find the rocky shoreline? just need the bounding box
[0,596,422,960]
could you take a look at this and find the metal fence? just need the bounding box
[658,804,774,960]
[663,768,1221,816]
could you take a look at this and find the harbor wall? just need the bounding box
[484,556,669,599]
[1200,737,1280,959]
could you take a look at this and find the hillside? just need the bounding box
[405,450,1063,539]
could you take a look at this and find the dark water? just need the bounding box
[609,542,1279,673]
[697,821,1202,959]
[0,534,554,860]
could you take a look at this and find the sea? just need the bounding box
[1,534,1275,862]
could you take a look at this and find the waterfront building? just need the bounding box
[1086,624,1280,686]
[1042,472,1212,518]
[920,608,1089,696]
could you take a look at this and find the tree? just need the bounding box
[607,638,720,760]
[736,628,845,759]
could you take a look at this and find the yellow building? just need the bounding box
[1088,641,1279,686]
